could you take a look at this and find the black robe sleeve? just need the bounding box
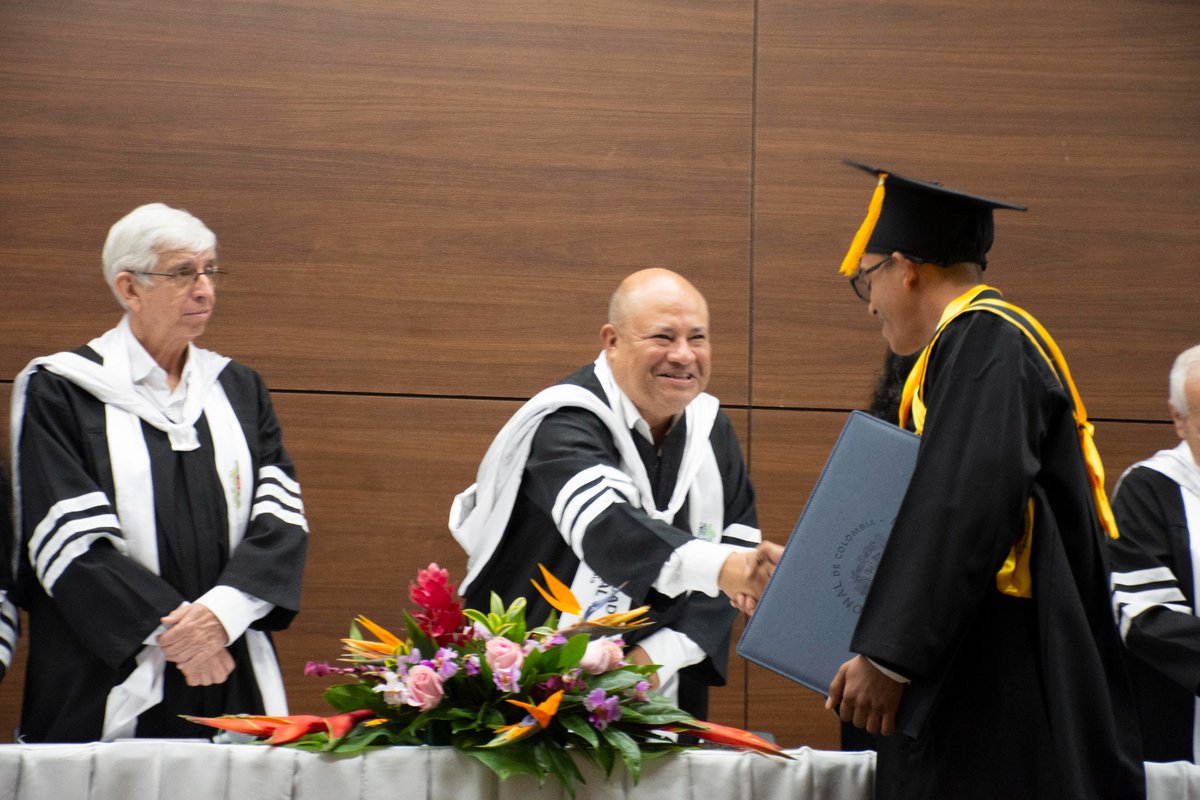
[1110,465,1200,693]
[521,407,699,603]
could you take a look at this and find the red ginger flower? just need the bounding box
[409,562,467,646]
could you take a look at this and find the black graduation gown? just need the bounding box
[463,364,759,717]
[14,348,308,742]
[1110,465,1200,762]
[850,309,1145,799]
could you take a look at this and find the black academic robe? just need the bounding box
[13,348,308,742]
[1110,465,1200,762]
[463,364,758,717]
[851,307,1145,799]
[0,465,14,682]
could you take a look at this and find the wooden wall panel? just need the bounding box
[0,0,755,404]
[1,0,1197,758]
[752,0,1200,419]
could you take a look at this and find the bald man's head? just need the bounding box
[607,268,709,332]
[601,269,711,442]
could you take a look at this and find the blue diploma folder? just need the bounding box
[737,410,931,737]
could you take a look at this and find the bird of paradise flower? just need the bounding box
[530,564,654,637]
[340,614,407,661]
[483,689,566,746]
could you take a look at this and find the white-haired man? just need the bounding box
[9,203,308,742]
[1110,343,1200,763]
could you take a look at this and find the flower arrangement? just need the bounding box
[188,563,787,795]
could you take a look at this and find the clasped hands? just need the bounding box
[718,541,784,615]
[157,603,234,687]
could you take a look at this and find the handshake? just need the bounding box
[718,541,784,615]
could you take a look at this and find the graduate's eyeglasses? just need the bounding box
[131,265,225,288]
[850,256,891,303]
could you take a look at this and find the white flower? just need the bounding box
[372,669,409,706]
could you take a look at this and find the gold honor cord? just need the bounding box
[898,286,1120,599]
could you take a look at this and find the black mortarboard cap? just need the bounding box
[838,160,1027,275]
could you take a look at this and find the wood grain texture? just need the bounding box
[752,0,1200,419]
[0,0,754,404]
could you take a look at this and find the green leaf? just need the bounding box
[580,741,616,777]
[489,592,505,617]
[537,739,584,798]
[587,669,643,693]
[323,682,384,714]
[329,726,404,754]
[639,744,686,762]
[559,714,599,749]
[601,726,643,783]
[520,647,546,681]
[402,610,437,656]
[461,741,543,782]
[617,704,692,726]
[462,609,490,630]
[505,597,528,642]
[555,634,589,670]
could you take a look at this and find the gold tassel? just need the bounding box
[839,174,887,276]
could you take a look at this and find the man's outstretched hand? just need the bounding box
[719,541,784,614]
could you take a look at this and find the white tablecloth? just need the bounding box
[0,741,873,800]
[0,740,1194,799]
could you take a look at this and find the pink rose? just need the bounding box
[579,638,625,675]
[405,664,445,711]
[485,638,526,672]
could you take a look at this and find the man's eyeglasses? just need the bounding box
[131,265,226,288]
[849,256,891,303]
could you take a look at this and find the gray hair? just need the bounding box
[1169,344,1200,418]
[102,203,217,308]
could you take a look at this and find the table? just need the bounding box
[0,740,1194,799]
[0,741,871,799]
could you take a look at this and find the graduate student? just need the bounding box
[451,268,780,716]
[826,162,1145,799]
[1110,343,1200,763]
[10,203,309,742]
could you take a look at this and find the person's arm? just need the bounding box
[1110,466,1200,694]
[17,371,186,669]
[524,407,772,604]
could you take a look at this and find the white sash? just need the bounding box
[450,352,722,620]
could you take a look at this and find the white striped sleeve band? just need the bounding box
[252,466,309,533]
[1111,567,1192,641]
[551,465,638,554]
[28,491,126,596]
[1111,566,1175,589]
[0,594,16,670]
